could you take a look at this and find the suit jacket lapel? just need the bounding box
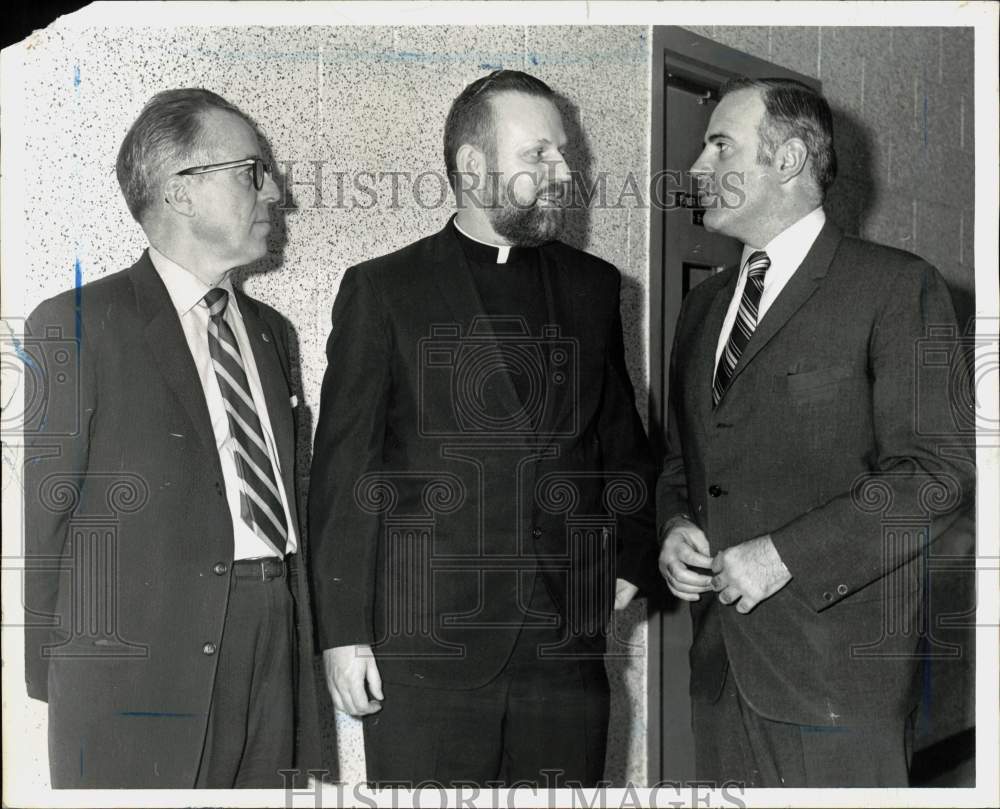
[132,252,218,454]
[720,222,843,400]
[237,293,297,516]
[431,221,524,422]
[695,270,739,428]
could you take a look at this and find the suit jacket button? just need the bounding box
[213,562,228,576]
[532,527,543,538]
[837,584,849,595]
[202,642,217,655]
[708,485,722,497]
[822,591,833,602]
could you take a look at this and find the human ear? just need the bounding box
[776,138,809,184]
[163,175,196,218]
[455,143,489,200]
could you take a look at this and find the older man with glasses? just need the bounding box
[22,88,321,788]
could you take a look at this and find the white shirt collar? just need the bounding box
[148,245,234,317]
[453,217,512,264]
[740,206,826,273]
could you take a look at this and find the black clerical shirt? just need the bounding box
[454,221,548,409]
[452,219,593,662]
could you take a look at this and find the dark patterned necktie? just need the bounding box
[713,250,771,407]
[204,288,287,555]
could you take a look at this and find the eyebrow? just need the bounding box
[519,138,567,150]
[705,132,731,145]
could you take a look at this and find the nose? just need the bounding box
[689,146,712,177]
[555,153,572,184]
[258,170,280,205]
[543,152,572,186]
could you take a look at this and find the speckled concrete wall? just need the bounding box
[9,24,652,786]
[681,25,976,328]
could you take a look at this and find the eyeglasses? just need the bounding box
[176,157,271,190]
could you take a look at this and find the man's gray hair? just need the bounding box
[116,88,253,223]
[721,76,838,195]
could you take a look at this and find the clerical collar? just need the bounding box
[452,216,538,265]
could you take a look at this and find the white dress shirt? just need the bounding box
[149,246,297,559]
[714,207,827,371]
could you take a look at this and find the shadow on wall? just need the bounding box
[824,105,975,331]
[824,107,874,239]
[826,104,977,791]
[553,92,594,252]
[235,132,291,288]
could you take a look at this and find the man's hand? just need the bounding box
[658,517,714,601]
[614,578,639,610]
[711,534,791,614]
[322,645,384,716]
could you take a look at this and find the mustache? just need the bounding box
[534,182,570,203]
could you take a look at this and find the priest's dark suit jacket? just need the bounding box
[22,252,321,787]
[656,222,975,727]
[309,219,660,688]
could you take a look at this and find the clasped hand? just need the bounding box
[322,644,383,716]
[658,519,791,613]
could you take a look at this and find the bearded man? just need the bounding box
[308,70,659,787]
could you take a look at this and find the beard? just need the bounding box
[484,179,567,247]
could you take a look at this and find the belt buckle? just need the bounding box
[259,559,269,581]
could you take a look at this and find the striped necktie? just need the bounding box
[204,288,288,555]
[713,250,771,408]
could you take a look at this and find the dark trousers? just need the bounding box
[693,665,913,787]
[363,577,610,787]
[195,558,296,788]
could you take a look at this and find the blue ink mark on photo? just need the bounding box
[189,46,644,68]
[73,65,81,88]
[9,333,40,372]
[74,258,83,344]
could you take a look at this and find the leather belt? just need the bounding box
[232,556,287,581]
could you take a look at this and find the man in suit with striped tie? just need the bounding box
[22,88,320,787]
[656,78,973,786]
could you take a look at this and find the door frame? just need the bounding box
[646,26,820,784]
